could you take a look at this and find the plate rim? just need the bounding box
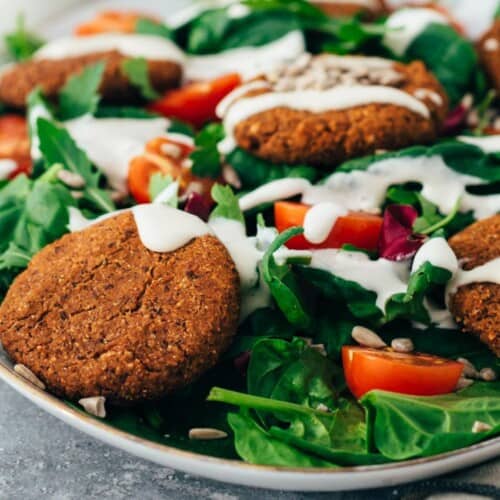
[0,358,498,491]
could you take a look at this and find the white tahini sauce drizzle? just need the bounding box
[239,178,311,211]
[310,250,409,312]
[217,80,271,117]
[132,204,211,253]
[64,115,170,192]
[447,258,500,297]
[411,237,459,275]
[383,8,449,56]
[239,155,500,220]
[413,88,443,106]
[34,34,185,63]
[218,85,430,154]
[209,217,270,320]
[0,159,17,179]
[185,31,306,81]
[303,203,348,244]
[458,135,500,154]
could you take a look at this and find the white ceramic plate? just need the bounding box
[0,0,498,491]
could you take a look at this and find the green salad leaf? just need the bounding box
[191,123,224,178]
[94,105,160,119]
[4,14,44,61]
[404,23,479,107]
[209,184,244,223]
[59,62,106,120]
[135,18,172,39]
[227,148,319,191]
[148,173,177,206]
[121,57,160,100]
[362,383,500,460]
[37,117,115,214]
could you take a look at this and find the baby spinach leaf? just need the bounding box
[121,57,159,100]
[262,228,311,329]
[227,148,319,190]
[209,184,244,224]
[3,14,44,61]
[37,117,115,214]
[58,61,106,120]
[228,411,335,467]
[135,18,172,39]
[362,383,500,460]
[405,23,478,107]
[191,123,224,178]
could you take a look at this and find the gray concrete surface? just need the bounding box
[0,380,498,500]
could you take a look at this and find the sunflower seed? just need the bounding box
[457,357,479,379]
[160,143,182,159]
[14,364,45,390]
[351,326,387,348]
[57,170,86,189]
[188,428,228,440]
[479,367,497,382]
[484,38,499,51]
[455,377,474,390]
[79,396,106,418]
[391,338,414,353]
[472,420,493,433]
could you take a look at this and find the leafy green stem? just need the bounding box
[419,196,462,235]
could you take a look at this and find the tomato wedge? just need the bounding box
[74,10,158,36]
[128,136,217,204]
[342,346,464,399]
[0,115,32,178]
[274,201,383,250]
[148,73,242,128]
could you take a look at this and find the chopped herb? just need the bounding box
[3,14,44,61]
[121,57,160,100]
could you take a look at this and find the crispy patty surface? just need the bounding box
[233,60,448,168]
[477,20,500,93]
[448,215,500,357]
[311,0,385,19]
[0,212,240,403]
[0,50,182,109]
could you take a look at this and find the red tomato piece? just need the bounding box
[148,73,242,128]
[274,201,383,251]
[342,346,464,399]
[0,115,32,178]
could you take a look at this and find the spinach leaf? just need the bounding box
[209,184,244,223]
[37,117,115,214]
[227,411,335,467]
[121,58,159,100]
[362,383,500,460]
[262,228,311,329]
[405,23,479,107]
[59,62,105,120]
[227,148,319,191]
[135,18,172,39]
[94,106,160,119]
[191,123,224,178]
[3,14,44,61]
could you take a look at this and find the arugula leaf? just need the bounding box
[227,148,319,190]
[209,184,244,223]
[58,62,106,120]
[148,173,178,207]
[190,123,224,178]
[135,18,172,39]
[262,228,311,329]
[3,14,44,61]
[362,383,500,460]
[405,23,479,107]
[37,117,115,214]
[121,58,159,100]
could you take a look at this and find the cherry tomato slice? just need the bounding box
[342,346,464,399]
[75,10,159,36]
[0,115,32,178]
[274,201,383,251]
[148,73,242,129]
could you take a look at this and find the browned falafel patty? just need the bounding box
[0,51,182,109]
[0,212,240,403]
[448,215,500,357]
[311,0,385,19]
[477,19,500,93]
[227,56,448,168]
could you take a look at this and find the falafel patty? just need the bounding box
[221,55,448,168]
[477,19,500,93]
[0,212,240,403]
[0,51,182,109]
[448,215,500,357]
[311,0,385,19]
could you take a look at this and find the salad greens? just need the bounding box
[121,57,160,101]
[3,14,44,61]
[190,123,225,178]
